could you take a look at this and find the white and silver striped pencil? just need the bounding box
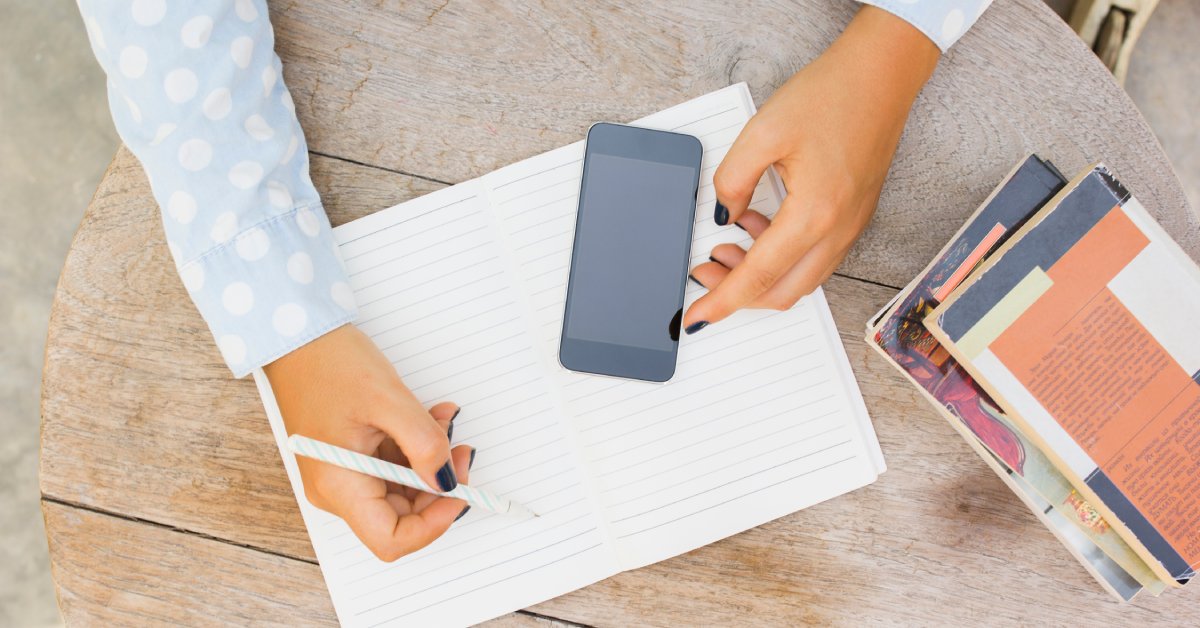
[287,434,537,520]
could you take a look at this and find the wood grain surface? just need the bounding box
[41,0,1200,624]
[42,502,567,627]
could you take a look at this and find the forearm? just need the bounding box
[835,6,941,106]
[78,0,357,376]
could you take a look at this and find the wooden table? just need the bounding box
[41,0,1200,624]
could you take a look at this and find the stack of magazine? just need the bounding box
[866,156,1199,602]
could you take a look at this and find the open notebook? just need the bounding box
[253,84,884,627]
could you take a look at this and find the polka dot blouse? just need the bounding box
[77,0,989,378]
[79,0,355,377]
[858,1,994,52]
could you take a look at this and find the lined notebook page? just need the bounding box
[257,185,615,627]
[480,84,884,568]
[254,84,883,627]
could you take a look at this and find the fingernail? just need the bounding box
[447,407,461,442]
[708,255,720,265]
[455,505,471,522]
[436,461,458,492]
[734,222,747,232]
[688,274,702,287]
[469,448,477,470]
[685,321,709,335]
[714,201,729,226]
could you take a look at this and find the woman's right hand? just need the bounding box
[264,324,474,561]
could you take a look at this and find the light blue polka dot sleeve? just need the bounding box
[77,0,357,377]
[855,0,994,51]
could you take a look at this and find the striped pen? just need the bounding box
[287,434,538,520]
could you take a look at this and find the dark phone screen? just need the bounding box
[563,152,698,352]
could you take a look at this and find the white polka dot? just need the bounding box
[211,211,238,243]
[235,227,271,261]
[119,46,148,78]
[296,207,320,237]
[261,65,277,97]
[131,0,166,26]
[202,88,232,120]
[167,191,197,224]
[228,161,264,189]
[281,90,295,113]
[222,282,254,315]
[164,68,198,103]
[123,95,142,123]
[85,17,106,50]
[273,303,308,336]
[235,0,259,22]
[287,252,314,284]
[330,282,355,311]
[178,139,213,171]
[267,181,292,208]
[231,36,254,69]
[942,9,966,42]
[281,134,299,165]
[150,122,177,146]
[218,334,247,365]
[181,15,213,48]
[179,262,205,292]
[244,114,274,141]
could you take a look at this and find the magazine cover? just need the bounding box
[929,164,1200,586]
[868,156,1163,596]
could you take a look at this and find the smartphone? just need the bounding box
[559,122,703,382]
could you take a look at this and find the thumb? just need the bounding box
[712,122,778,226]
[375,399,456,493]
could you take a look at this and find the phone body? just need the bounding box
[558,122,703,382]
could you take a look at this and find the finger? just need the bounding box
[341,490,465,562]
[712,122,779,226]
[375,438,408,494]
[692,252,805,310]
[757,242,844,308]
[372,395,456,494]
[709,243,747,269]
[429,402,460,442]
[689,261,729,290]
[408,444,474,513]
[734,209,772,238]
[684,201,820,329]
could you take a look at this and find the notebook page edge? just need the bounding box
[252,370,357,627]
[809,286,887,474]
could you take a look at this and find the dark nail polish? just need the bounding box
[734,222,747,232]
[446,407,461,442]
[688,274,702,287]
[714,201,729,226]
[435,461,458,492]
[708,255,720,264]
[685,321,709,335]
[455,505,471,522]
[469,448,477,470]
